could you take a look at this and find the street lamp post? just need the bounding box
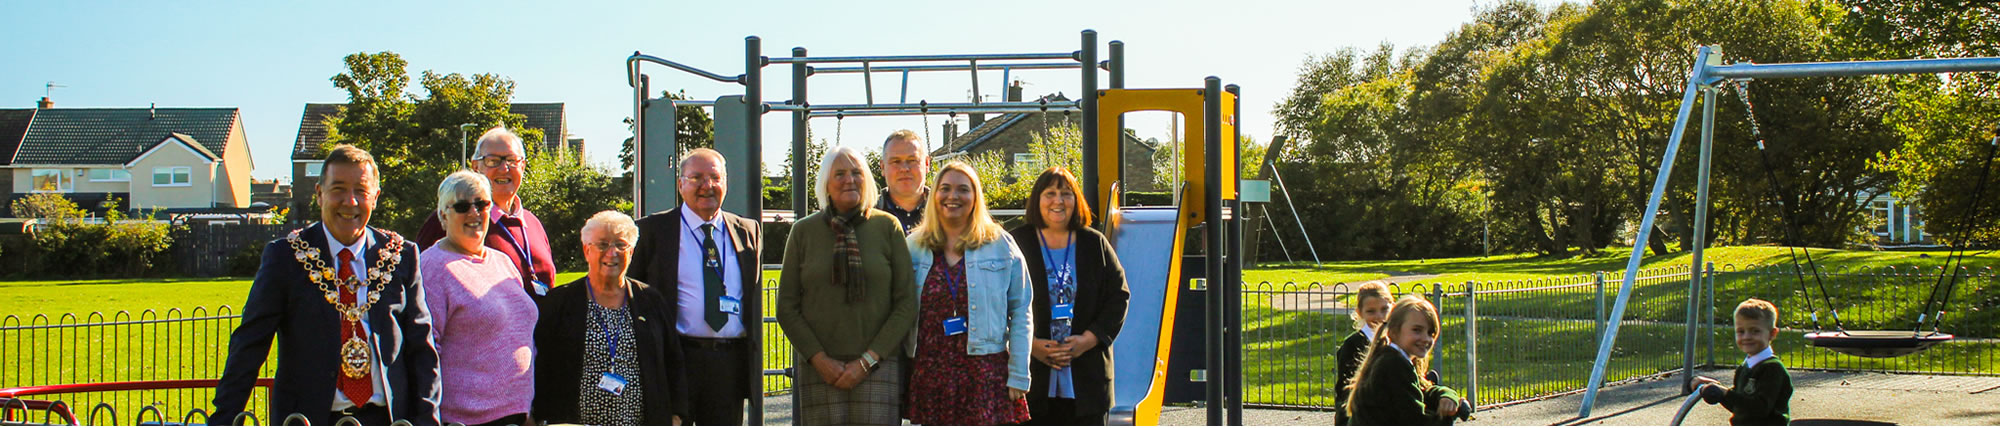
[459,123,478,164]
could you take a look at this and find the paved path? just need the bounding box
[1467,368,2000,426]
[762,368,2000,425]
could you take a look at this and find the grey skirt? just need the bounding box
[795,354,904,426]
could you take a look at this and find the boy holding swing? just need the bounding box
[1695,298,1793,425]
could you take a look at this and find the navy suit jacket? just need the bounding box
[210,223,441,425]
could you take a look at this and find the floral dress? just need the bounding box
[905,253,1030,425]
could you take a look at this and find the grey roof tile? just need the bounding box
[0,109,34,165]
[11,108,238,165]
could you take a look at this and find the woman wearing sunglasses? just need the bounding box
[418,170,539,425]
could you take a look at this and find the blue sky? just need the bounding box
[3,1,1504,181]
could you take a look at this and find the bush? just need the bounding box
[10,195,178,278]
[228,244,265,277]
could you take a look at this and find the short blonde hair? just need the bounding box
[580,210,639,244]
[815,146,879,212]
[434,170,491,218]
[1735,298,1779,330]
[910,162,1005,253]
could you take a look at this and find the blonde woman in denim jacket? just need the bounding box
[903,161,1034,425]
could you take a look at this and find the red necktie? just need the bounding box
[336,248,373,407]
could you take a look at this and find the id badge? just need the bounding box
[720,295,743,315]
[943,317,968,336]
[531,280,550,296]
[597,372,628,396]
[1052,303,1074,320]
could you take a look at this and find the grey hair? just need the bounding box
[475,125,524,155]
[815,146,878,212]
[435,170,492,218]
[580,210,639,245]
[679,148,728,175]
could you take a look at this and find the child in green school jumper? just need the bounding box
[1335,282,1393,426]
[1696,298,1793,425]
[1344,294,1470,426]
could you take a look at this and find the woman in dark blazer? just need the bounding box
[1009,167,1131,425]
[533,211,689,425]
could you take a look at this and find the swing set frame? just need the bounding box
[1578,45,2000,418]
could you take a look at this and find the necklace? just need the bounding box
[286,227,405,379]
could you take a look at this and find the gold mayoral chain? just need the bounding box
[285,228,406,380]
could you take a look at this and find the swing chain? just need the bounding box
[1726,79,1764,144]
[835,111,845,146]
[1038,97,1052,142]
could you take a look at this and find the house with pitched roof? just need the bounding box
[288,102,570,214]
[1,99,255,215]
[932,88,1161,193]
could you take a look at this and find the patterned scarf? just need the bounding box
[827,207,867,303]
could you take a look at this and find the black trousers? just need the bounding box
[324,403,389,426]
[1026,397,1104,426]
[683,337,750,425]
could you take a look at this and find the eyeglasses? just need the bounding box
[588,241,633,252]
[450,199,492,214]
[474,156,525,170]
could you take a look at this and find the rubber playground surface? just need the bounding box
[753,368,2000,425]
[1464,368,2000,426]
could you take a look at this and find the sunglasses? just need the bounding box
[450,199,492,214]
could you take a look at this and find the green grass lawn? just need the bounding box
[5,245,1995,415]
[1259,245,2000,285]
[0,270,794,422]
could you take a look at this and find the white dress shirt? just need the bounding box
[675,206,746,338]
[323,227,389,409]
[1742,345,1775,368]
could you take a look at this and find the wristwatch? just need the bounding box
[860,352,880,370]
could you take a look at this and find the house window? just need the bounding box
[89,168,132,182]
[154,167,192,187]
[1867,200,1891,237]
[1014,152,1042,170]
[305,162,324,177]
[31,169,72,192]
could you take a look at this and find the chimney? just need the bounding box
[149,103,157,120]
[1008,80,1024,102]
[941,119,958,148]
[37,97,52,109]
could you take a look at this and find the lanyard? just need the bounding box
[491,215,536,280]
[1039,231,1075,301]
[593,306,621,361]
[679,214,731,280]
[935,251,965,317]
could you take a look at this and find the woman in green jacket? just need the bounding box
[775,147,918,426]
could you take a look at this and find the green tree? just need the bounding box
[322,51,541,236]
[620,90,716,175]
[1847,0,2000,244]
[519,147,633,270]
